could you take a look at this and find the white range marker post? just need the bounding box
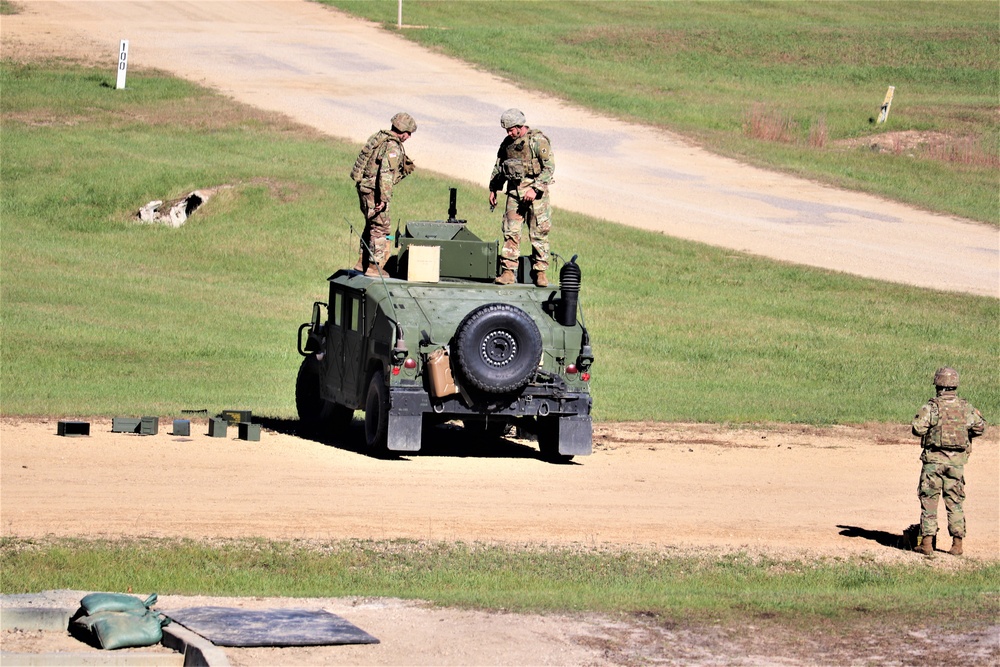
[116,39,129,90]
[876,85,895,124]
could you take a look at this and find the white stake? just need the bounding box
[116,39,129,90]
[877,86,894,124]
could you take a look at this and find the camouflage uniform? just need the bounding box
[911,387,985,540]
[351,114,416,272]
[489,122,555,277]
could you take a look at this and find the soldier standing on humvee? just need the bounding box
[488,109,555,287]
[351,112,416,276]
[910,367,986,556]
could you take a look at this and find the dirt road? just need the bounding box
[3,0,997,297]
[3,418,997,558]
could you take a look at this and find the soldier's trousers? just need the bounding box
[918,461,966,538]
[500,192,551,273]
[357,188,391,268]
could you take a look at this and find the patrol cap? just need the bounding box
[933,367,959,388]
[500,108,526,129]
[391,112,417,134]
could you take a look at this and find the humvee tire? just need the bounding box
[364,370,390,450]
[536,416,574,463]
[454,303,543,394]
[296,354,353,438]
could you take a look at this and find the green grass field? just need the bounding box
[325,0,999,224]
[1,61,997,423]
[3,537,998,625]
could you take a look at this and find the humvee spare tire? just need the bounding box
[454,303,542,394]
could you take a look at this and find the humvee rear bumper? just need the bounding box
[386,386,592,455]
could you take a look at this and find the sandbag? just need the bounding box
[72,593,170,649]
[79,592,157,615]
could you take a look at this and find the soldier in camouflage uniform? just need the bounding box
[351,112,417,276]
[910,367,986,556]
[488,109,555,287]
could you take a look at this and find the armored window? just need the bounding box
[349,297,360,332]
[332,292,343,328]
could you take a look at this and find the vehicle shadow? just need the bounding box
[836,524,917,551]
[254,416,576,463]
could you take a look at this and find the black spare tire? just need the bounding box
[454,303,543,394]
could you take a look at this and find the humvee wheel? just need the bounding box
[455,304,543,394]
[364,370,390,450]
[296,355,353,438]
[536,416,574,463]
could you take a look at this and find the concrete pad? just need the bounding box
[0,600,228,667]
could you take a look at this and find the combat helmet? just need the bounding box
[933,367,959,388]
[500,108,526,129]
[391,112,417,134]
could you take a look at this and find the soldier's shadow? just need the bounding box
[836,524,914,551]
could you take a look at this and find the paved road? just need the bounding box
[7,0,997,297]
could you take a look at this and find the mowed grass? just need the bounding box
[1,61,997,423]
[3,538,998,625]
[325,0,999,224]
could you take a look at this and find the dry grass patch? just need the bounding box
[835,130,999,167]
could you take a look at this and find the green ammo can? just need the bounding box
[238,422,261,441]
[208,418,228,438]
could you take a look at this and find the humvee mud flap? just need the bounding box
[388,413,422,452]
[557,415,593,456]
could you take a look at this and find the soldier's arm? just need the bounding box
[911,402,934,436]
[968,406,986,438]
[375,142,401,204]
[530,134,555,195]
[488,150,506,194]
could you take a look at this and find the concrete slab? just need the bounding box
[0,595,228,667]
[0,651,183,666]
[1,608,72,632]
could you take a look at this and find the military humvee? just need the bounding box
[295,189,593,460]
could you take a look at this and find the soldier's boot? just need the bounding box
[365,265,383,278]
[948,537,963,556]
[353,258,364,272]
[913,536,934,556]
[534,271,548,288]
[495,269,516,285]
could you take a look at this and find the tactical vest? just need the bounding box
[924,396,971,451]
[350,130,401,185]
[500,129,548,181]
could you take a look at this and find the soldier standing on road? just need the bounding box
[351,112,417,276]
[910,367,986,556]
[488,108,555,287]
